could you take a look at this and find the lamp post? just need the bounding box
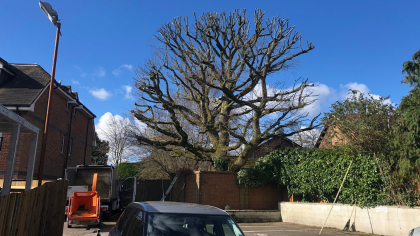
[38,1,61,186]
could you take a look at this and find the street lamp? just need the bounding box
[39,1,58,26]
[38,1,61,187]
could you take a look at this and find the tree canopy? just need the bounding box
[315,49,420,205]
[132,9,320,171]
[322,90,396,156]
[402,49,420,87]
[91,133,109,165]
[117,162,140,179]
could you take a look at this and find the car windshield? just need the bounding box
[146,213,243,236]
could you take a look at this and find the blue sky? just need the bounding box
[1,0,419,130]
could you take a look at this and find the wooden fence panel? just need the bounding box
[0,193,11,234]
[20,186,38,236]
[0,194,19,236]
[135,180,171,202]
[12,189,30,236]
[43,180,67,236]
[0,179,68,236]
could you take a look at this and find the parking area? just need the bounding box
[63,213,119,236]
[63,220,371,236]
[238,222,370,236]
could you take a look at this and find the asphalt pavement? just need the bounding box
[238,222,371,236]
[63,213,120,236]
[63,219,372,236]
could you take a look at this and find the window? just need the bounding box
[66,102,69,112]
[73,108,76,117]
[221,219,243,236]
[125,209,143,236]
[146,214,244,236]
[68,139,73,156]
[60,135,65,154]
[117,207,136,234]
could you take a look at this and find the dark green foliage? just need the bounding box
[91,133,109,165]
[386,87,420,206]
[394,88,420,163]
[320,88,419,205]
[237,147,384,207]
[117,162,140,180]
[213,157,230,171]
[402,49,420,87]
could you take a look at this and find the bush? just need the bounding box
[237,147,385,207]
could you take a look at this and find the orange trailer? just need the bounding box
[67,173,101,228]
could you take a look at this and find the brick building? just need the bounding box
[0,57,96,184]
[314,125,346,148]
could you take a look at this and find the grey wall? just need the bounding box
[280,202,420,236]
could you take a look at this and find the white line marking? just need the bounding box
[243,230,305,232]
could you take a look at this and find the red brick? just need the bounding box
[0,88,94,180]
[172,171,287,210]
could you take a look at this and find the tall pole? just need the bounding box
[38,22,61,187]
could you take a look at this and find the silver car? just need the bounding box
[109,201,244,236]
[409,227,420,236]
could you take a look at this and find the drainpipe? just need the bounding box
[83,117,94,166]
[63,104,80,178]
[15,105,20,116]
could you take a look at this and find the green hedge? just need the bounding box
[237,147,385,207]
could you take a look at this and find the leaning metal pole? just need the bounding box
[38,22,61,187]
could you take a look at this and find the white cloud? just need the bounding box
[74,65,87,77]
[340,82,370,100]
[94,67,106,77]
[340,82,393,105]
[72,80,80,85]
[302,84,336,117]
[95,112,124,141]
[113,64,133,76]
[123,85,134,100]
[89,88,112,100]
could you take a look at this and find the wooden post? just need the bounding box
[319,160,353,234]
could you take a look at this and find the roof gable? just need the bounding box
[0,63,50,106]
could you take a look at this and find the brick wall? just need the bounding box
[0,88,95,181]
[173,171,287,210]
[248,183,286,210]
[200,171,241,210]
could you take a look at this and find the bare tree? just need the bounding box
[98,115,135,167]
[139,147,199,179]
[133,9,320,171]
[291,126,321,148]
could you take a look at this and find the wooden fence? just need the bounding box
[0,179,68,236]
[135,179,171,202]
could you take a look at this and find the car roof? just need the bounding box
[128,201,229,216]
